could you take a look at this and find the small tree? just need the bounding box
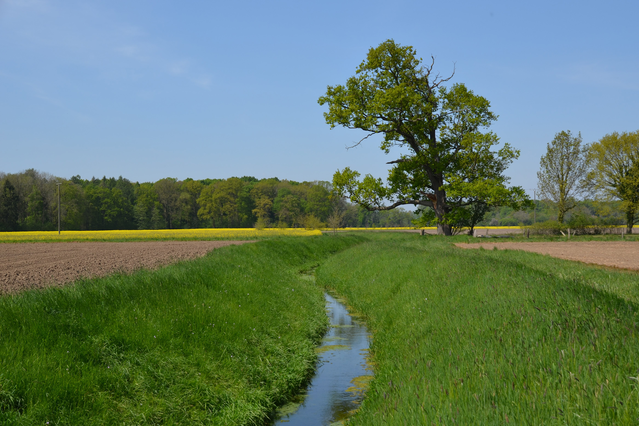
[586,130,639,233]
[326,206,345,235]
[537,130,588,223]
[303,214,325,230]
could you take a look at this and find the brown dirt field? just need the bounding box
[455,241,639,271]
[0,241,254,294]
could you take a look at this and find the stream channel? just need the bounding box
[272,293,373,425]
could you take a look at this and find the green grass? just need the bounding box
[0,235,365,425]
[317,233,639,425]
[5,231,639,425]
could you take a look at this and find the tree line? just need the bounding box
[0,169,417,232]
[536,130,639,233]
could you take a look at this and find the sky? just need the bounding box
[1,0,638,197]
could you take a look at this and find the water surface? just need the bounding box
[273,293,372,425]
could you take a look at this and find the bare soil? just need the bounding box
[0,241,253,294]
[456,241,639,271]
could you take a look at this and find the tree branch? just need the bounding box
[346,132,377,150]
[362,199,434,211]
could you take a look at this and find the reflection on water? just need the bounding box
[273,293,373,425]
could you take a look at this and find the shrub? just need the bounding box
[304,214,325,230]
[526,220,566,235]
[566,212,594,235]
[254,217,269,230]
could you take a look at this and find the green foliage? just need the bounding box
[154,178,181,229]
[303,214,325,230]
[326,206,345,234]
[305,184,332,221]
[0,236,366,424]
[526,219,567,235]
[0,179,20,231]
[197,177,253,228]
[587,130,639,232]
[318,233,639,424]
[254,216,269,230]
[60,181,87,230]
[319,40,530,235]
[0,170,421,232]
[134,183,165,230]
[84,184,134,230]
[537,130,588,223]
[25,185,51,230]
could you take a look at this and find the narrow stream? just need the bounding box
[273,293,373,425]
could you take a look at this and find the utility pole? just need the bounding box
[533,190,536,225]
[57,182,61,235]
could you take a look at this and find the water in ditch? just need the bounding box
[273,293,373,425]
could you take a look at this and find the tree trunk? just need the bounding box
[432,181,452,236]
[438,222,452,236]
[557,210,565,224]
[626,209,635,235]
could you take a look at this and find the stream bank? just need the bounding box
[273,293,373,425]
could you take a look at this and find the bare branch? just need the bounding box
[362,198,434,211]
[346,132,377,150]
[423,55,435,79]
[386,159,410,165]
[431,62,455,88]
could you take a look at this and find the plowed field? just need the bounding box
[0,241,252,294]
[456,241,639,271]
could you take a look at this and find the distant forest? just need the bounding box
[0,169,418,232]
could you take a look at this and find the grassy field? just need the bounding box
[3,231,639,425]
[0,235,364,425]
[318,233,639,425]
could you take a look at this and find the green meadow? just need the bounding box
[2,232,639,424]
[0,235,364,425]
[318,233,639,425]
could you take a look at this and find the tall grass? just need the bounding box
[0,235,365,425]
[317,233,639,425]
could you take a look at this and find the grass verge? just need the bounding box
[317,233,639,425]
[0,234,365,425]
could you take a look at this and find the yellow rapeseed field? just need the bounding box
[0,228,322,243]
[0,226,533,242]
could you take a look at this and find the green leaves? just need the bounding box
[332,168,392,210]
[586,130,639,230]
[536,130,588,223]
[321,40,529,234]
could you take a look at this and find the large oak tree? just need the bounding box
[318,40,529,235]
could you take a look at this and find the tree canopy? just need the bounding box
[586,130,639,233]
[537,130,588,223]
[318,39,530,235]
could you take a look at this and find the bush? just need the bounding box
[566,213,594,235]
[527,216,625,236]
[304,214,325,230]
[254,217,269,230]
[526,220,566,235]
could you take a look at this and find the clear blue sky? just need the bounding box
[1,0,637,196]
